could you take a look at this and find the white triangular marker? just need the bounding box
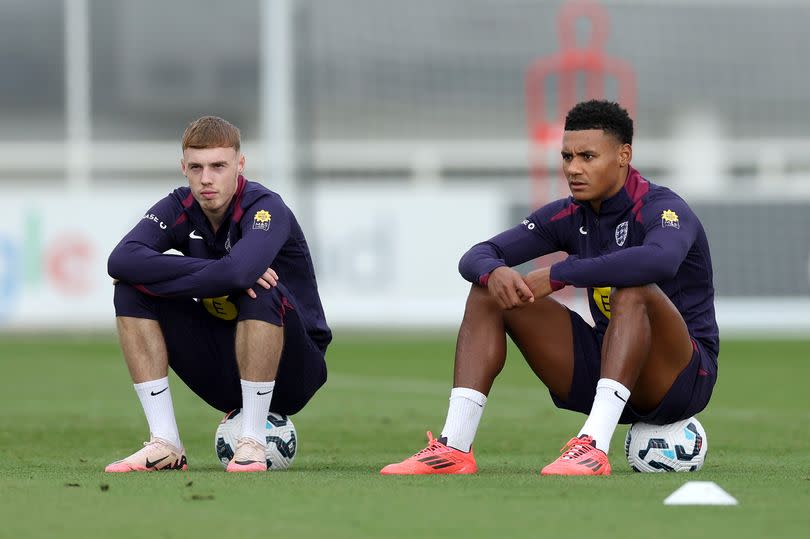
[664,481,738,506]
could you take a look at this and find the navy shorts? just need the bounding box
[114,283,327,415]
[549,309,717,425]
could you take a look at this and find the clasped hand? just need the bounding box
[245,267,278,299]
[487,266,554,309]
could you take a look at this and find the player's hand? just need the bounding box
[524,267,554,300]
[487,266,534,309]
[245,267,279,299]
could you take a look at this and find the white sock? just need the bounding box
[240,379,275,446]
[133,377,182,449]
[578,378,631,453]
[440,387,487,452]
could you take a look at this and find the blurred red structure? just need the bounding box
[524,0,636,307]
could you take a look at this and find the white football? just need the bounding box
[215,409,297,470]
[625,416,707,472]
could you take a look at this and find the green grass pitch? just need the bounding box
[1,334,809,538]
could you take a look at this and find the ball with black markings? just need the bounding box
[215,409,297,470]
[625,416,707,472]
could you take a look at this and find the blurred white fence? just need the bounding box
[3,0,810,334]
[2,155,809,335]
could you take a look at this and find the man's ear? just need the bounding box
[618,143,632,167]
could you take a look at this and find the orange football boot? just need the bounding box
[540,435,611,476]
[380,431,478,475]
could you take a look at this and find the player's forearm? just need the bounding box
[129,272,240,298]
[550,244,681,288]
[107,241,212,283]
[459,227,560,285]
[130,252,273,298]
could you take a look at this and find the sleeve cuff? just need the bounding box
[549,262,569,291]
[549,278,565,292]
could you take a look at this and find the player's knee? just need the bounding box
[237,286,290,326]
[465,284,499,312]
[610,285,655,315]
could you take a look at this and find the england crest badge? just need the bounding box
[615,221,628,246]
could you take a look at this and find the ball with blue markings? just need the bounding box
[215,409,297,470]
[624,417,707,472]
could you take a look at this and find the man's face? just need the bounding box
[561,129,631,209]
[181,147,244,218]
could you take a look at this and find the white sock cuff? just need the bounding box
[596,378,630,398]
[450,387,487,407]
[133,377,169,391]
[240,379,276,390]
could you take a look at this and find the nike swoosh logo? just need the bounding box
[613,390,627,403]
[189,230,203,240]
[145,455,169,468]
[235,460,261,465]
[579,226,588,235]
[257,390,273,396]
[150,387,168,396]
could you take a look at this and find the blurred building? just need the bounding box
[1,0,809,332]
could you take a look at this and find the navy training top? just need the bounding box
[108,176,331,349]
[458,166,718,358]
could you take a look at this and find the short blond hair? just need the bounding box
[181,116,241,152]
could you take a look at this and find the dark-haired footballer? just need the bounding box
[105,116,330,473]
[381,100,718,476]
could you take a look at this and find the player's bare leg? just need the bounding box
[601,285,693,411]
[380,284,575,475]
[105,317,186,472]
[236,319,284,381]
[542,284,694,476]
[451,284,576,441]
[117,317,169,383]
[227,319,284,472]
